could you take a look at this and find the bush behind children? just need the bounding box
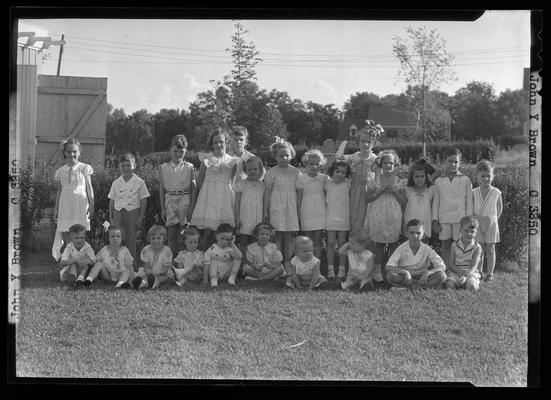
[52,130,502,292]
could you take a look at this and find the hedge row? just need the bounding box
[20,157,527,269]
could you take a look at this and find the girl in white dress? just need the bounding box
[403,159,436,240]
[297,150,328,263]
[191,128,239,250]
[473,160,503,282]
[52,138,95,261]
[263,138,301,285]
[234,156,266,270]
[325,160,352,279]
[365,150,408,282]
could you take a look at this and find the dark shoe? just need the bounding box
[75,280,84,290]
[147,274,156,288]
[131,276,143,289]
[120,282,131,289]
[485,274,494,282]
[83,279,92,289]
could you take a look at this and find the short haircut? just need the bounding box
[475,159,494,174]
[294,235,312,249]
[243,156,264,173]
[406,218,424,229]
[270,141,296,159]
[375,150,400,168]
[170,134,188,150]
[147,225,167,240]
[69,223,87,235]
[252,222,276,240]
[208,128,231,148]
[216,223,234,235]
[348,228,370,245]
[301,149,326,167]
[444,147,462,159]
[62,138,82,159]
[231,126,249,138]
[327,160,351,178]
[460,215,479,230]
[118,152,136,164]
[182,225,201,240]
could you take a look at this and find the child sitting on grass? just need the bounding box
[289,236,327,290]
[445,215,483,292]
[242,222,285,281]
[338,228,375,290]
[59,223,96,289]
[385,219,447,291]
[133,225,173,290]
[84,225,133,289]
[204,223,242,288]
[173,226,205,286]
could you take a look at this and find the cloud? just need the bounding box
[308,77,344,105]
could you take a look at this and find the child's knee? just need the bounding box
[465,278,479,291]
[446,279,457,289]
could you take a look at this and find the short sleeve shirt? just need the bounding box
[96,245,134,273]
[61,242,96,263]
[108,174,150,211]
[386,242,445,275]
[347,249,374,275]
[204,244,239,263]
[140,245,173,275]
[174,249,204,269]
[160,161,195,192]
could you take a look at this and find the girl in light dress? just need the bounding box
[234,156,266,270]
[52,138,95,261]
[263,137,301,285]
[134,225,174,290]
[472,160,503,282]
[364,150,408,282]
[403,159,436,241]
[297,149,328,263]
[325,160,352,279]
[191,128,239,251]
[341,120,383,230]
[241,222,285,281]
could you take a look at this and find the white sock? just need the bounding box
[85,277,93,282]
[210,277,218,287]
[115,281,123,288]
[77,275,85,281]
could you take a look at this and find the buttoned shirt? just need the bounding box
[108,174,150,211]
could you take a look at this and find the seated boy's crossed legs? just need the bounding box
[445,271,481,291]
[386,269,446,289]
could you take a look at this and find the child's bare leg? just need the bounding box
[152,274,170,289]
[260,264,285,280]
[228,259,241,285]
[372,242,386,282]
[238,234,250,275]
[484,243,496,277]
[209,262,218,287]
[202,263,210,283]
[115,270,132,288]
[305,231,322,261]
[282,232,294,274]
[167,225,180,256]
[441,239,452,269]
[465,276,480,291]
[337,231,348,270]
[326,230,337,277]
[86,262,104,282]
[242,264,262,278]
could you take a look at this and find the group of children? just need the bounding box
[52,121,502,292]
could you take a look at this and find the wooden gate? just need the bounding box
[35,75,107,172]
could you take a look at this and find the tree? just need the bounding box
[343,92,381,119]
[495,89,529,137]
[451,81,504,139]
[152,109,192,152]
[392,26,457,155]
[105,106,154,156]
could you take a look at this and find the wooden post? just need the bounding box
[56,34,64,76]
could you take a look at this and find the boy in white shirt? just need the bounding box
[385,219,447,291]
[108,153,150,261]
[432,147,473,269]
[59,223,96,289]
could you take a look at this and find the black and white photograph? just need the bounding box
[8,8,541,386]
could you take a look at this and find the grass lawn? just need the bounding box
[15,250,528,385]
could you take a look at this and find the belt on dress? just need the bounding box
[166,190,190,195]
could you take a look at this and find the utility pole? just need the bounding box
[56,34,64,76]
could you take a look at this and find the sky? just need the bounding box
[20,10,531,114]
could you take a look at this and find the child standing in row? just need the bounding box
[325,160,352,279]
[263,138,301,285]
[385,219,447,291]
[403,159,435,240]
[84,225,134,289]
[290,236,327,289]
[59,223,96,288]
[108,153,150,261]
[52,138,95,261]
[297,149,328,262]
[242,222,285,281]
[338,228,374,290]
[173,226,205,286]
[365,150,407,282]
[160,134,197,256]
[446,216,483,291]
[473,160,502,282]
[204,223,242,287]
[191,129,239,250]
[341,123,380,230]
[228,126,261,185]
[432,147,473,270]
[234,156,266,265]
